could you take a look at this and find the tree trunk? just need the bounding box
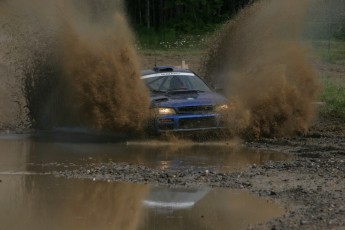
[146,0,150,29]
[139,0,142,25]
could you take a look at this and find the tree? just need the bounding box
[125,0,253,33]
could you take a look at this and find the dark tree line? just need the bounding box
[125,0,253,32]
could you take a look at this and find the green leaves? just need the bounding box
[321,77,345,120]
[125,0,252,32]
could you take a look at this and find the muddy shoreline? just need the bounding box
[54,118,345,230]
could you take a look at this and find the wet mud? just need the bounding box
[245,120,345,229]
[0,0,150,131]
[0,175,285,230]
[0,136,287,230]
[200,0,320,138]
[54,119,345,229]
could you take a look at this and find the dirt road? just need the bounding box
[245,118,345,229]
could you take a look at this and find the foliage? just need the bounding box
[311,40,345,65]
[125,0,254,50]
[320,77,345,120]
[134,24,221,50]
[334,25,345,40]
[125,0,252,33]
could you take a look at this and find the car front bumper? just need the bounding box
[153,114,225,132]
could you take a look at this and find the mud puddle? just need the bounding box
[0,134,288,229]
[0,134,289,173]
[0,174,284,230]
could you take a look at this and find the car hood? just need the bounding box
[150,91,228,108]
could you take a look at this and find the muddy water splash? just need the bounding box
[202,0,320,138]
[0,0,150,131]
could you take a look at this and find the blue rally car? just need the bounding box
[141,66,229,133]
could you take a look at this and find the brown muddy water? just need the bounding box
[0,133,287,229]
[201,0,320,138]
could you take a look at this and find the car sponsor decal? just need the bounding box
[141,72,195,79]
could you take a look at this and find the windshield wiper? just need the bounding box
[150,89,166,94]
[167,89,199,95]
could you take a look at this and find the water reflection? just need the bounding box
[0,175,283,230]
[0,136,289,173]
[0,135,286,229]
[140,186,284,230]
[0,175,147,230]
[143,187,211,211]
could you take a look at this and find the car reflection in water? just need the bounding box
[0,136,285,230]
[143,186,211,213]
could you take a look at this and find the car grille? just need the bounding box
[177,105,213,114]
[179,117,216,129]
[158,124,174,130]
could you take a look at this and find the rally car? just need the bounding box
[141,66,229,133]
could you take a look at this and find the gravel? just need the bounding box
[54,119,345,229]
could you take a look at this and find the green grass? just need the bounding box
[312,39,345,119]
[133,25,222,52]
[136,32,206,51]
[138,47,206,56]
[311,39,345,65]
[320,76,345,120]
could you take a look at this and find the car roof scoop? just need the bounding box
[153,66,174,72]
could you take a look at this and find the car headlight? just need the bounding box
[154,107,176,115]
[214,104,229,112]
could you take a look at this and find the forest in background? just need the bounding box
[124,0,254,49]
[124,0,345,44]
[125,0,252,34]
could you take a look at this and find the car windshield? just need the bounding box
[142,74,211,93]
